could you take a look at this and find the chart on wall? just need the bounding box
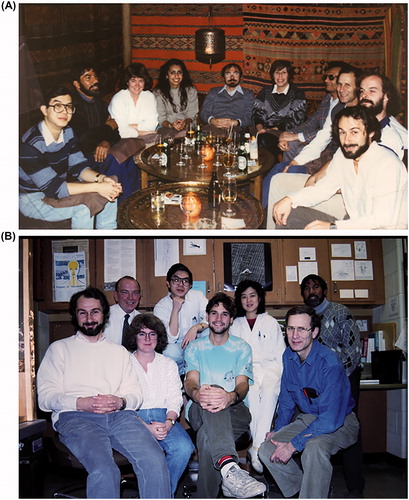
[223,242,272,291]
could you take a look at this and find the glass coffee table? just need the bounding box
[135,143,275,201]
[118,182,264,230]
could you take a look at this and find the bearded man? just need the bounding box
[37,287,171,499]
[272,105,407,229]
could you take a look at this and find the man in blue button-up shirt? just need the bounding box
[259,305,360,498]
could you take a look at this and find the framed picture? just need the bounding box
[183,239,207,256]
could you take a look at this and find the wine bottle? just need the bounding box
[208,172,221,208]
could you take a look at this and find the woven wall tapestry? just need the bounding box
[242,3,391,102]
[131,4,244,93]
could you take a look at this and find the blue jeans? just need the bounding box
[261,160,308,208]
[55,411,171,498]
[19,192,117,229]
[137,408,194,496]
[97,154,140,205]
[163,341,185,375]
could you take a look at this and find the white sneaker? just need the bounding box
[222,464,266,498]
[248,446,263,474]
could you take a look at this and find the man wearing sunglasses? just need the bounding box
[277,61,345,162]
[154,263,208,374]
[258,305,359,499]
[19,85,122,228]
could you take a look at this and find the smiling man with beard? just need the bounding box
[200,63,254,134]
[37,287,171,499]
[272,105,408,229]
[184,293,266,499]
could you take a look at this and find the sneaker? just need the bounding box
[247,447,263,474]
[222,465,266,498]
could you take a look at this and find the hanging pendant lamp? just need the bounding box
[195,6,225,66]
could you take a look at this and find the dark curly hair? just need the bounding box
[121,62,153,91]
[234,280,266,317]
[123,313,168,353]
[206,292,236,318]
[332,105,382,144]
[69,287,110,328]
[270,60,294,83]
[154,59,195,113]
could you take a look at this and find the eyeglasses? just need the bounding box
[48,103,76,114]
[136,332,158,339]
[285,326,312,335]
[170,277,190,285]
[322,74,338,82]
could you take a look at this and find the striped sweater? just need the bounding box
[19,122,90,199]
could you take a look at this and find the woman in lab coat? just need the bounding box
[230,279,286,473]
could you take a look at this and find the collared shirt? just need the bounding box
[272,84,290,95]
[274,340,355,451]
[103,303,140,345]
[40,120,64,146]
[290,141,408,229]
[219,84,244,97]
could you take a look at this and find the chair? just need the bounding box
[44,433,139,498]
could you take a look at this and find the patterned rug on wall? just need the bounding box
[131,4,244,93]
[242,3,392,103]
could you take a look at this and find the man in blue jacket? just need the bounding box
[259,305,359,498]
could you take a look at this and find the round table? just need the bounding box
[135,143,275,201]
[118,182,264,229]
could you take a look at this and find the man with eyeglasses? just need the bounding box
[104,276,141,345]
[200,63,254,135]
[258,305,359,499]
[301,273,364,497]
[19,85,122,228]
[154,263,208,375]
[37,287,171,498]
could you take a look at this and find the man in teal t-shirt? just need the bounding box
[184,292,266,498]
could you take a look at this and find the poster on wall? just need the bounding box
[223,242,272,291]
[104,239,136,290]
[52,240,90,302]
[53,252,87,302]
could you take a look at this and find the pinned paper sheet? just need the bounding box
[355,289,369,298]
[298,261,318,283]
[331,243,351,258]
[339,289,354,299]
[299,247,316,261]
[286,265,298,282]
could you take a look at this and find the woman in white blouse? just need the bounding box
[230,280,286,474]
[124,313,194,497]
[108,63,158,138]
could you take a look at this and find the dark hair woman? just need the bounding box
[230,280,286,473]
[153,58,198,133]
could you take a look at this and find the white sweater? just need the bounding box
[37,333,143,428]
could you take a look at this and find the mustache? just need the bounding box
[360,99,373,105]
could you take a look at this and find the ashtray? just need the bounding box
[194,218,217,229]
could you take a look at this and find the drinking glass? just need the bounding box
[176,142,186,167]
[180,194,195,228]
[186,123,195,145]
[213,135,222,167]
[222,176,237,216]
[198,145,207,169]
[221,145,237,177]
[155,134,164,156]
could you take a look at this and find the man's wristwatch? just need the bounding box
[329,222,337,229]
[166,418,175,426]
[119,397,127,411]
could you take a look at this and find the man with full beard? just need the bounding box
[299,274,364,497]
[70,64,120,163]
[37,287,171,498]
[272,105,408,229]
[184,293,266,498]
[200,63,254,134]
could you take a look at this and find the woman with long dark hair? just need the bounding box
[230,279,286,473]
[153,59,198,132]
